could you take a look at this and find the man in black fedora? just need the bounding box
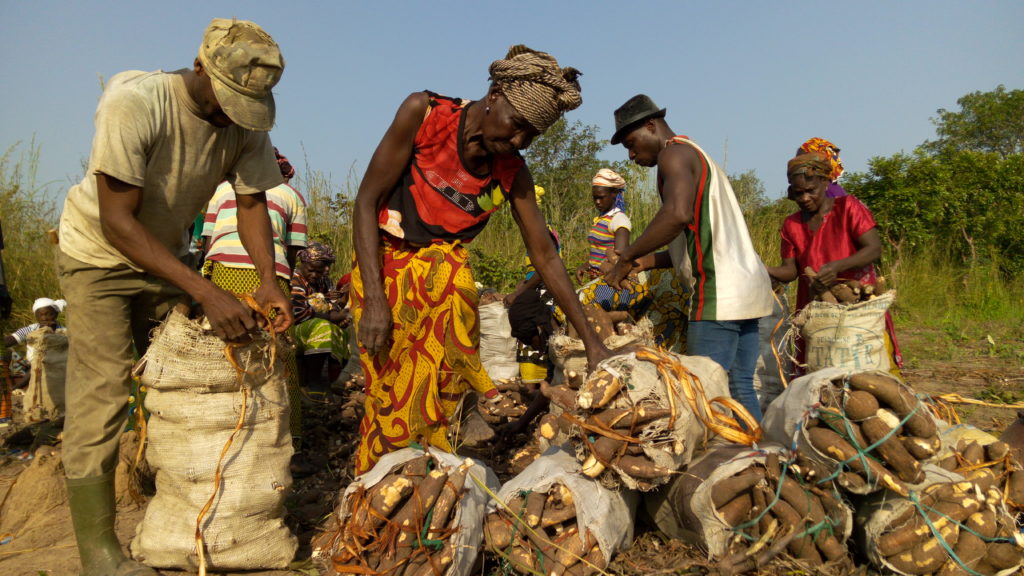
[603,94,774,423]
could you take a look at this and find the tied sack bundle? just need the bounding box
[312,448,499,576]
[792,290,894,373]
[543,346,760,492]
[130,309,296,571]
[647,442,853,571]
[23,327,68,421]
[856,470,1024,576]
[762,368,942,497]
[483,447,637,576]
[931,424,1024,517]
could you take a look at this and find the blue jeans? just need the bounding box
[687,318,763,423]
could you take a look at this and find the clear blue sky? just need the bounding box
[3,1,1023,204]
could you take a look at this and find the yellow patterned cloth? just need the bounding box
[578,267,689,353]
[350,238,496,474]
[202,260,302,439]
[643,268,689,353]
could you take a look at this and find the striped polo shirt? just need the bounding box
[202,181,308,279]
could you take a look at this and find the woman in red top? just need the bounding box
[351,45,611,473]
[767,153,902,371]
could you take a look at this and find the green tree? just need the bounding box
[729,169,769,218]
[846,148,1024,274]
[925,85,1024,158]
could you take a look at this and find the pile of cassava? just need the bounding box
[312,349,1023,576]
[805,266,887,304]
[312,450,497,576]
[760,367,1024,575]
[481,448,634,576]
[540,346,751,492]
[647,442,853,573]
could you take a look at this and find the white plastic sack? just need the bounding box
[315,447,500,576]
[648,442,853,559]
[794,291,894,373]
[492,447,637,564]
[478,301,520,382]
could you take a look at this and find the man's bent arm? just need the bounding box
[96,173,259,342]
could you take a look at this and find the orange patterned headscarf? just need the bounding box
[799,137,844,181]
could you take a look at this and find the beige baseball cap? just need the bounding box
[198,18,284,131]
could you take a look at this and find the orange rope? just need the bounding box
[195,297,279,576]
[636,347,762,445]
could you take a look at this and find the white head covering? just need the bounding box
[32,298,66,314]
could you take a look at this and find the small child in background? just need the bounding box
[4,298,67,363]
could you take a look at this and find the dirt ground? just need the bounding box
[1,329,1022,576]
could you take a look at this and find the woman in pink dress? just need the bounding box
[767,152,902,372]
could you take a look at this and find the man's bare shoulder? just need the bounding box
[657,139,700,174]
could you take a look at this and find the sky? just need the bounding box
[3,1,1023,206]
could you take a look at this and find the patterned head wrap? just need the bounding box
[798,138,844,181]
[591,168,625,190]
[275,147,295,180]
[787,152,833,180]
[592,168,627,211]
[489,45,582,134]
[297,241,336,264]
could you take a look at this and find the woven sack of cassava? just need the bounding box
[543,346,759,492]
[792,291,894,373]
[646,441,853,568]
[311,447,500,576]
[929,424,1024,517]
[483,446,637,575]
[762,367,943,497]
[548,317,657,386]
[855,468,1024,576]
[129,310,295,570]
[752,293,790,412]
[23,327,68,421]
[478,301,520,382]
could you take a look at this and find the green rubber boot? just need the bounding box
[66,471,158,576]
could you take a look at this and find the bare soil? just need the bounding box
[1,329,1021,576]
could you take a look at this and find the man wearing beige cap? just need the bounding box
[56,18,292,575]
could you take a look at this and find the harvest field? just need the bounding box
[1,322,1022,576]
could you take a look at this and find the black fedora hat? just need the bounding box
[610,94,667,145]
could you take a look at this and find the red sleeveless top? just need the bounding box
[378,92,525,244]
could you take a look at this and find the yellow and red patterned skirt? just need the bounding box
[350,237,497,475]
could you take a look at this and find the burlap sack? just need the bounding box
[130,310,295,571]
[794,291,894,373]
[548,317,656,385]
[23,328,68,421]
[479,301,520,382]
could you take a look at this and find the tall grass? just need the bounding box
[885,243,1024,357]
[0,141,62,332]
[295,158,358,280]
